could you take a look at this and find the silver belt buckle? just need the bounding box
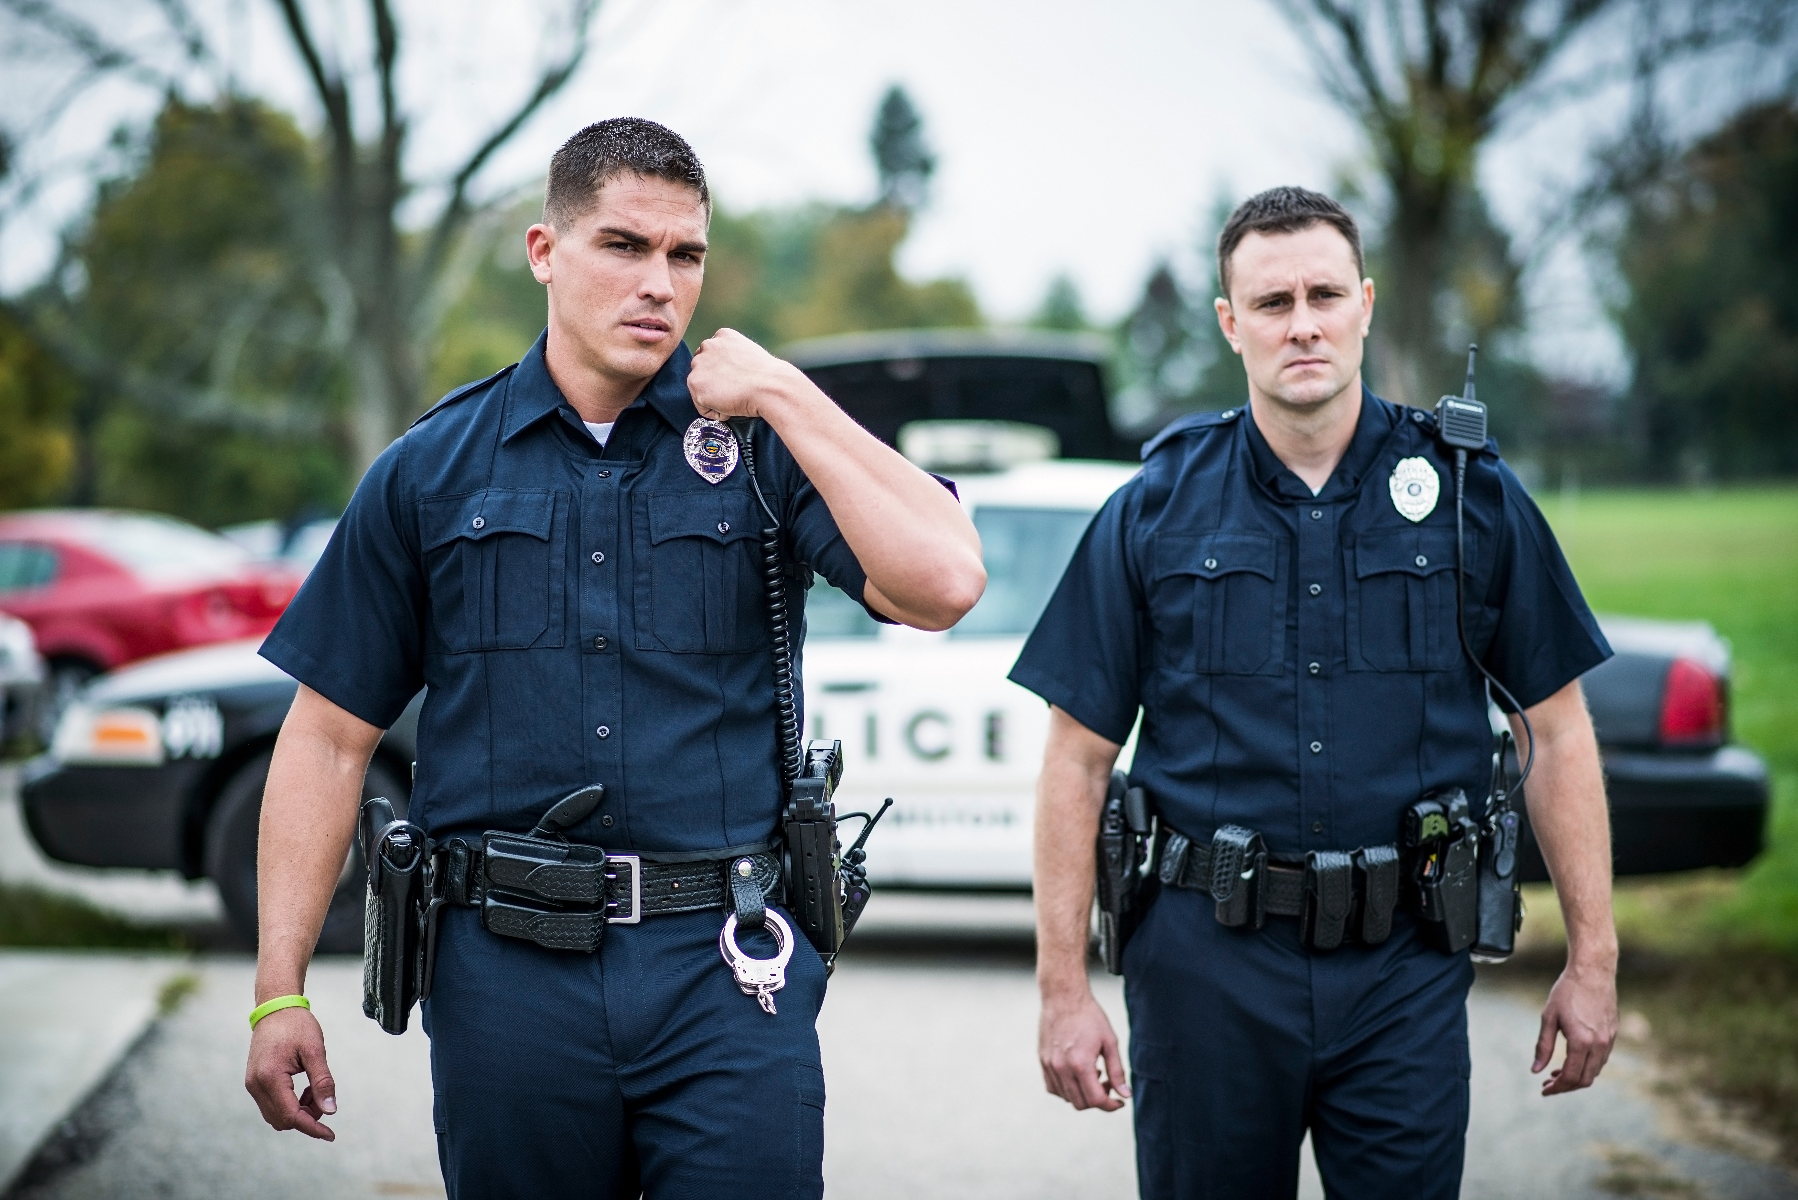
[604,854,642,925]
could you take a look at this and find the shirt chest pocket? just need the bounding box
[420,489,563,654]
[1348,530,1464,672]
[637,494,766,654]
[1148,532,1285,675]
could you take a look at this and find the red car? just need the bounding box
[0,510,302,718]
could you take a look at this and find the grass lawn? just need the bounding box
[1529,485,1798,1155]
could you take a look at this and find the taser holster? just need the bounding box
[1404,788,1480,954]
[360,796,432,1035]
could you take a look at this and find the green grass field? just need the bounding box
[1539,485,1798,949]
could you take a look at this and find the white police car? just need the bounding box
[801,426,1137,888]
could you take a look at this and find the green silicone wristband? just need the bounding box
[249,994,311,1029]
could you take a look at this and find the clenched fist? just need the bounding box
[687,328,809,421]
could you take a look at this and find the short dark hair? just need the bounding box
[1216,186,1364,299]
[544,117,709,227]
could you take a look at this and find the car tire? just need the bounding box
[204,749,409,955]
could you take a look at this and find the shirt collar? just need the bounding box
[501,333,700,444]
[1242,385,1401,502]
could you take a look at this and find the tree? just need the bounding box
[1614,100,1798,478]
[869,85,936,212]
[1112,261,1247,432]
[1272,0,1778,408]
[0,310,76,508]
[1031,274,1090,332]
[1,0,598,475]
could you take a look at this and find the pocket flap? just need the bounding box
[1354,530,1459,579]
[1155,532,1277,580]
[648,494,761,547]
[421,489,553,551]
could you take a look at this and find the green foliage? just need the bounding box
[57,95,353,524]
[1110,260,1244,432]
[428,200,549,397]
[0,309,77,507]
[689,202,980,351]
[0,882,190,949]
[1030,274,1089,332]
[1615,101,1798,479]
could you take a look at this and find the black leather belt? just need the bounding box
[1155,823,1403,950]
[1161,836,1307,915]
[432,838,783,953]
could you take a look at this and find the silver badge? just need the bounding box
[683,418,739,485]
[1389,457,1441,523]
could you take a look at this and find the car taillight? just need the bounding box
[1658,657,1725,748]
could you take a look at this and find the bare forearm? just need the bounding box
[254,688,380,1002]
[1511,687,1616,971]
[1034,709,1121,997]
[758,376,984,629]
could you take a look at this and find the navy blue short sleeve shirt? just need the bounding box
[261,334,874,851]
[1008,390,1611,855]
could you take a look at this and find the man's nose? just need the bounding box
[639,253,676,302]
[1289,299,1323,342]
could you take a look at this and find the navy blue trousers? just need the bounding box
[1124,886,1474,1200]
[422,904,828,1200]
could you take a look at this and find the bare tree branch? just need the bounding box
[0,0,180,90]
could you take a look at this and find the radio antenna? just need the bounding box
[1463,344,1478,403]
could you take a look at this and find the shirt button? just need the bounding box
[717,521,730,534]
[591,551,605,564]
[1308,661,1320,675]
[593,635,608,651]
[471,516,485,530]
[1310,509,1322,520]
[596,725,611,739]
[1312,821,1324,834]
[601,815,614,828]
[1309,583,1322,596]
[1204,557,1218,570]
[1310,741,1323,754]
[1415,555,1428,567]
[598,469,611,479]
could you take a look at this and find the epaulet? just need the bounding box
[1139,406,1243,461]
[408,363,517,429]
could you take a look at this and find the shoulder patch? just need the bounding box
[409,363,518,429]
[1139,406,1242,461]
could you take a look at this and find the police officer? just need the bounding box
[1014,187,1619,1198]
[242,118,984,1198]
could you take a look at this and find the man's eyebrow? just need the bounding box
[673,238,708,255]
[1249,286,1294,306]
[596,225,651,247]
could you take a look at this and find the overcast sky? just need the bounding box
[7,0,1773,387]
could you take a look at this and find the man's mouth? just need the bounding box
[622,317,671,338]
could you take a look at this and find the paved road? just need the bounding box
[3,774,1794,1198]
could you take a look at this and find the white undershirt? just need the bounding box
[584,421,615,447]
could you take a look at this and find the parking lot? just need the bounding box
[3,774,1795,1200]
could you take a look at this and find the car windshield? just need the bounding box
[950,505,1095,638]
[75,514,251,583]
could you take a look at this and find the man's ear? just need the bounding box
[1215,297,1243,354]
[526,223,556,285]
[1360,277,1375,338]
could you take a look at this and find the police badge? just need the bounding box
[683,418,739,485]
[1389,457,1440,522]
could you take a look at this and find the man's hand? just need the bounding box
[1040,986,1131,1111]
[1512,679,1619,1096]
[687,327,802,421]
[245,1006,338,1140]
[1533,962,1618,1095]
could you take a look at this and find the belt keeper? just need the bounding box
[1210,825,1266,930]
[1301,850,1354,951]
[1157,831,1192,887]
[726,857,766,932]
[1353,845,1400,946]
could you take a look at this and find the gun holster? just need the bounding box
[360,796,434,1036]
[1095,771,1154,974]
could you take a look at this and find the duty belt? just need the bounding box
[433,837,783,954]
[1156,824,1402,951]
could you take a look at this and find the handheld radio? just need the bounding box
[1434,347,1532,963]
